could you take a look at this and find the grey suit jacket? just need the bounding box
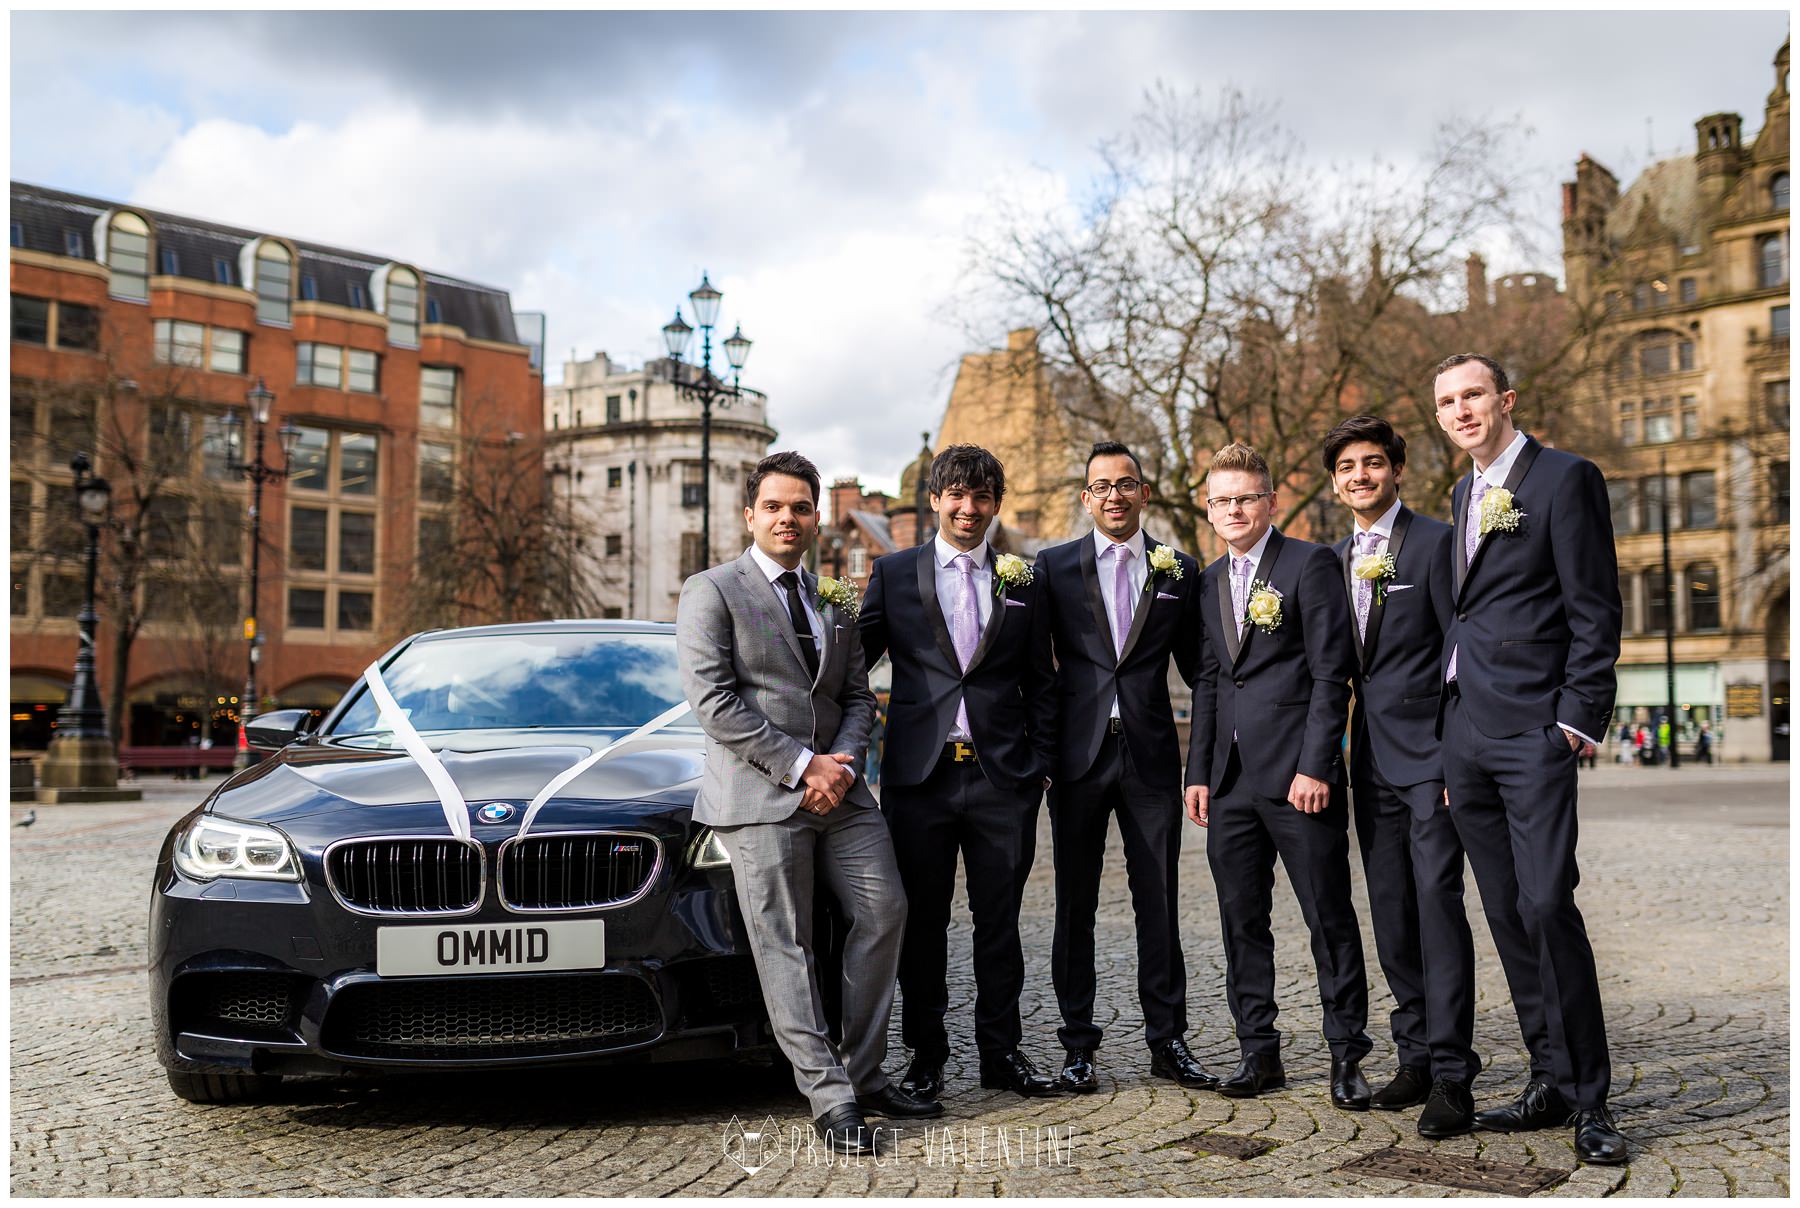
[676,548,879,826]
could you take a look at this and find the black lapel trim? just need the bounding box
[1360,506,1411,672]
[1337,534,1362,663]
[1116,534,1160,663]
[1452,473,1472,597]
[914,543,962,668]
[1459,437,1542,602]
[1077,536,1117,667]
[1213,558,1242,665]
[965,549,1008,672]
[802,567,831,689]
[1232,529,1283,669]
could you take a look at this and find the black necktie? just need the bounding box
[775,571,821,680]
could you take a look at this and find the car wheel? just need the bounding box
[166,1069,280,1104]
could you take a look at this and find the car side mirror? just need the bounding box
[244,708,319,753]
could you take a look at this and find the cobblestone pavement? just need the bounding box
[10,764,1789,1196]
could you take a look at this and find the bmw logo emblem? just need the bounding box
[476,803,516,824]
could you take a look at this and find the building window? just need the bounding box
[63,230,85,258]
[1677,340,1694,371]
[604,534,623,557]
[418,514,452,561]
[1758,233,1789,288]
[254,241,292,325]
[1772,460,1790,524]
[296,342,342,388]
[1681,471,1716,528]
[1639,342,1671,376]
[1772,305,1790,344]
[1616,401,1636,445]
[8,222,21,248]
[1642,398,1674,444]
[419,441,455,504]
[285,427,378,638]
[1644,569,1670,633]
[1632,282,1651,311]
[338,591,373,631]
[1678,277,1697,303]
[286,426,330,491]
[340,433,378,495]
[1607,478,1636,534]
[213,256,233,285]
[338,512,375,574]
[607,466,622,490]
[201,414,238,481]
[420,366,457,429]
[347,349,379,394]
[1774,171,1790,212]
[681,462,705,508]
[349,283,367,309]
[288,588,326,629]
[153,319,206,368]
[105,211,150,301]
[385,266,420,346]
[606,394,622,424]
[300,275,319,302]
[1767,380,1790,429]
[159,248,179,276]
[1641,475,1675,531]
[290,506,329,571]
[849,547,868,577]
[144,497,189,560]
[1686,563,1721,632]
[1679,394,1699,439]
[203,499,242,568]
[680,532,706,578]
[425,298,441,325]
[148,404,193,473]
[12,295,49,345]
[1619,572,1638,636]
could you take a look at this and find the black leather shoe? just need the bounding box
[856,1084,944,1119]
[1474,1078,1573,1133]
[1330,1056,1372,1111]
[1417,1079,1476,1139]
[1149,1038,1220,1089]
[1573,1107,1629,1165]
[899,1055,945,1102]
[1370,1063,1432,1111]
[812,1103,877,1155]
[978,1049,1063,1097]
[1059,1048,1098,1094]
[1214,1052,1286,1098]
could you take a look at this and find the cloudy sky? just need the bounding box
[12,9,1788,493]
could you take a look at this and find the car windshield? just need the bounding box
[330,631,692,736]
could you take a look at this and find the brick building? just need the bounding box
[10,182,542,750]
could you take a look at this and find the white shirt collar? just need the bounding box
[747,543,805,584]
[1091,526,1146,561]
[1229,525,1275,569]
[1475,429,1529,487]
[1353,498,1404,543]
[935,533,990,569]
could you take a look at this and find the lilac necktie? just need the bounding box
[1109,543,1136,657]
[949,553,980,736]
[1447,477,1493,682]
[1231,556,1252,639]
[1354,529,1378,641]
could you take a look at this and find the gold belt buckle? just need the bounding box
[952,741,975,763]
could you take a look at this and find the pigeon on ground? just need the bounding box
[14,810,36,827]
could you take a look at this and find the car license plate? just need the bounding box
[376,919,605,977]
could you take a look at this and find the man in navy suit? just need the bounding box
[1325,416,1554,1139]
[1036,441,1215,1095]
[1182,442,1372,1108]
[859,444,1062,1100]
[1433,352,1626,1165]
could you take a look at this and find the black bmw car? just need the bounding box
[148,620,775,1103]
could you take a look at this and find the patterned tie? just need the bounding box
[949,553,980,736]
[1354,529,1378,641]
[775,571,820,681]
[1109,543,1136,658]
[1447,477,1493,682]
[1231,556,1253,639]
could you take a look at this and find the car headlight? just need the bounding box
[174,815,302,882]
[690,828,731,870]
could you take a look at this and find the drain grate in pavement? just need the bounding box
[1171,1132,1276,1160]
[1338,1147,1572,1196]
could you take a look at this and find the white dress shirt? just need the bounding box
[1351,497,1403,544]
[1093,527,1147,719]
[934,535,992,740]
[745,544,832,790]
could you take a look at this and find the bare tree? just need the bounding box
[959,84,1600,554]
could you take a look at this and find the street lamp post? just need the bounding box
[1659,450,1681,769]
[37,453,140,802]
[223,378,300,768]
[662,273,752,570]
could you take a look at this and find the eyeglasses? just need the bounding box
[1205,491,1273,511]
[1086,478,1142,498]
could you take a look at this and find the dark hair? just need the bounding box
[1086,440,1144,480]
[1321,415,1406,474]
[1430,352,1511,399]
[744,451,820,507]
[928,444,1006,501]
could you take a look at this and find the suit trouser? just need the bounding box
[1207,748,1372,1063]
[1442,693,1611,1109]
[1049,731,1188,1052]
[1352,766,1485,1084]
[713,802,907,1119]
[884,754,1040,1062]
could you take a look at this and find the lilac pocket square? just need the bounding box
[1003,598,1030,608]
[1384,583,1416,594]
[1155,591,1179,601]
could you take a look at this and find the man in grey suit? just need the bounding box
[677,451,939,1156]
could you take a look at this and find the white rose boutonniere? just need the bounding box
[1352,551,1397,604]
[1478,486,1526,536]
[1148,544,1183,581]
[816,576,859,621]
[992,552,1035,596]
[1245,580,1284,634]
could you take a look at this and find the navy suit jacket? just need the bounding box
[1438,436,1622,742]
[859,543,1057,793]
[1037,532,1203,790]
[1332,506,1454,818]
[1184,529,1354,800]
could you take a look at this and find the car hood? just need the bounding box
[205,729,707,825]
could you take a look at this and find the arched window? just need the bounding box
[1758,233,1788,288]
[377,265,420,347]
[1773,172,1790,212]
[1686,563,1720,632]
[252,241,293,325]
[103,211,150,301]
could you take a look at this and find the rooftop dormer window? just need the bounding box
[247,239,294,325]
[100,210,150,301]
[374,264,419,347]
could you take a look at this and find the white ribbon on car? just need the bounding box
[360,660,695,842]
